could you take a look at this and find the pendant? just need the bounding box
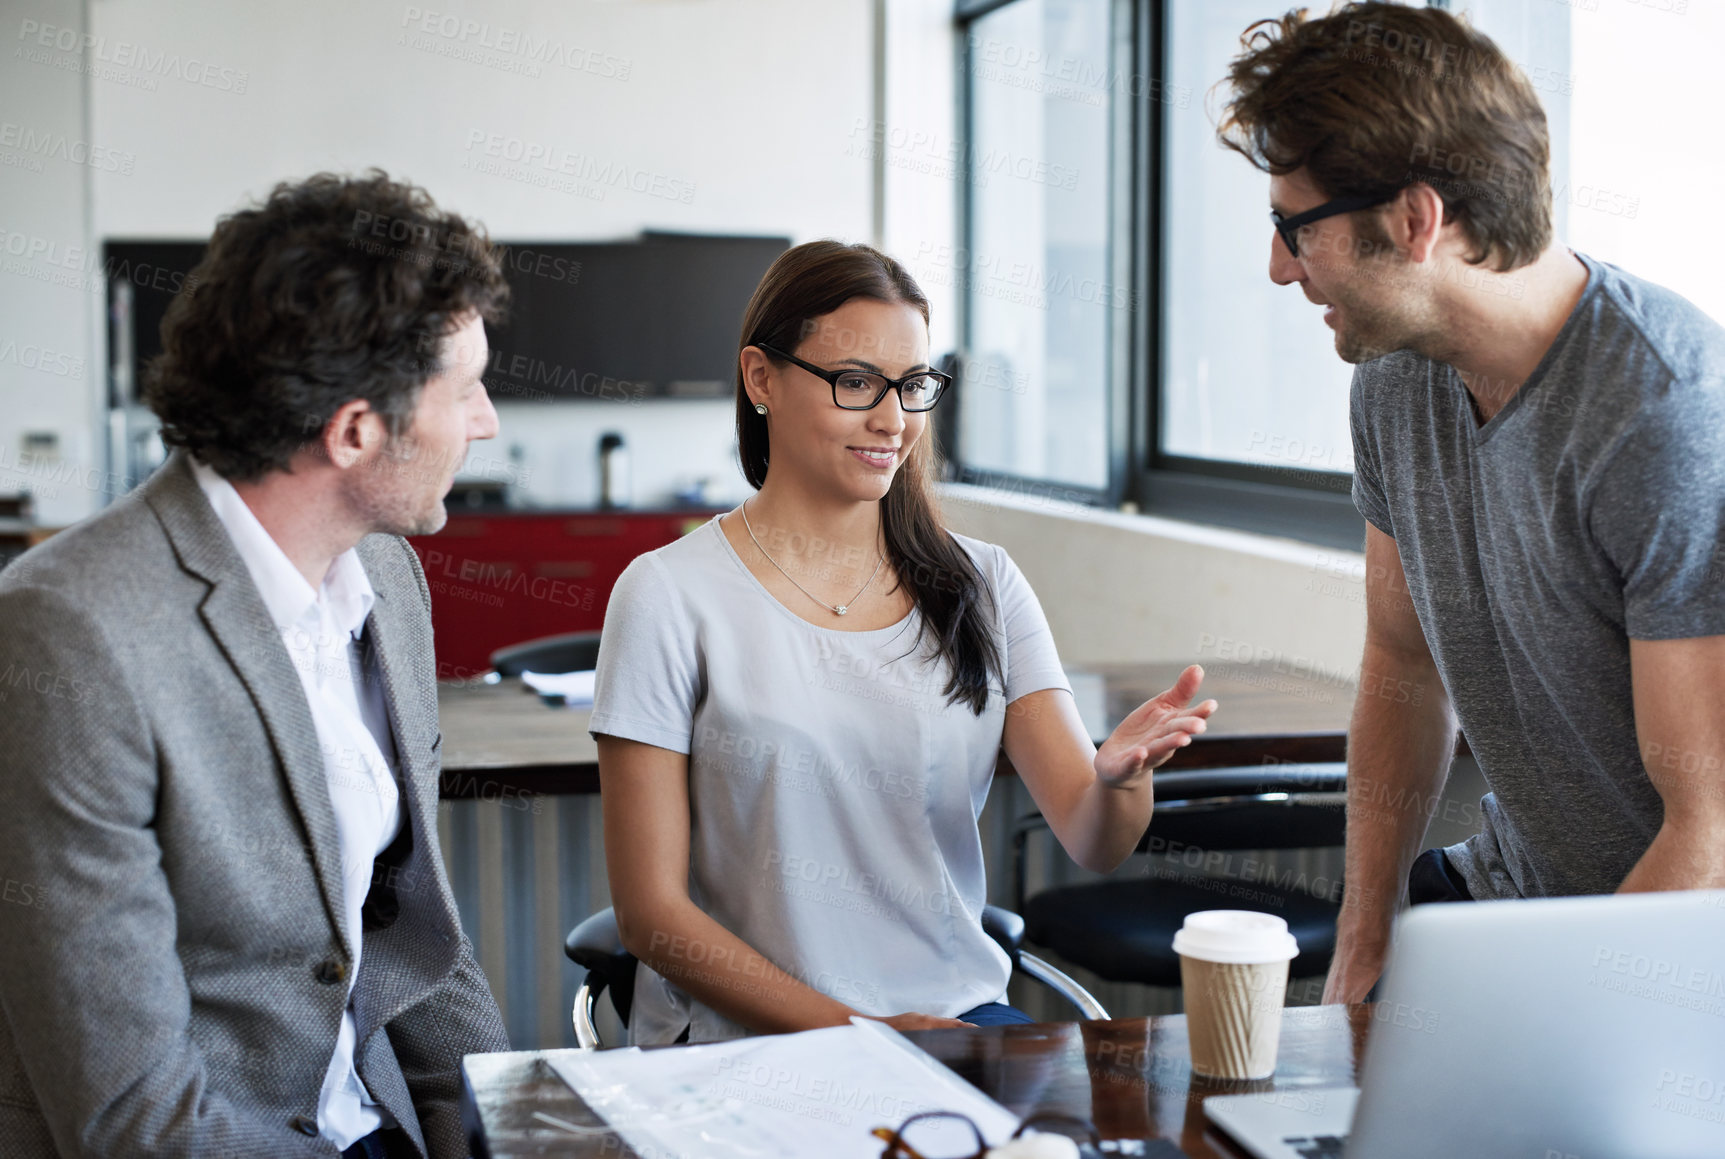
[835,605,848,615]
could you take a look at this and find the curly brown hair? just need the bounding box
[1216,2,1551,272]
[144,169,510,481]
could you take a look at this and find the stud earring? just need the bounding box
[754,403,767,415]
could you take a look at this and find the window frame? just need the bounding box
[950,0,1366,552]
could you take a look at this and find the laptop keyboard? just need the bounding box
[1282,1135,1348,1159]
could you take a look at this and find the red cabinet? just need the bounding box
[407,509,721,679]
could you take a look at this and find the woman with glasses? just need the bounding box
[591,240,1216,1043]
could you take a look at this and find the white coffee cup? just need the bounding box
[1173,910,1300,1080]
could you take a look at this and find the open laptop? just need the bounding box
[1204,889,1725,1159]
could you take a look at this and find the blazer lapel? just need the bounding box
[144,450,354,959]
[356,581,435,806]
[350,556,461,1046]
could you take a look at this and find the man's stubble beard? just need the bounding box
[1329,268,1445,366]
[1318,227,1447,366]
[346,434,451,538]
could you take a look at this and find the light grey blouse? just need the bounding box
[588,514,1071,1044]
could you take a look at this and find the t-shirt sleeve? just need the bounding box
[588,552,702,752]
[989,543,1072,704]
[1349,366,1395,537]
[1588,386,1725,640]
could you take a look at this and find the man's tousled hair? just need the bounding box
[1216,2,1552,272]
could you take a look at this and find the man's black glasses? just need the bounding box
[1271,189,1404,259]
[756,343,951,412]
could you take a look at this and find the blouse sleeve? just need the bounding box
[989,543,1072,704]
[588,552,702,753]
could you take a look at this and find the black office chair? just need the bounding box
[563,904,1109,1048]
[1014,764,1348,991]
[486,631,603,681]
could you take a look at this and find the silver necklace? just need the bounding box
[738,497,885,617]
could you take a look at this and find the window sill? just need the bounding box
[936,479,1363,567]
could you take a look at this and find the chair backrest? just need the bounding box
[1011,763,1348,913]
[1140,765,1346,852]
[489,630,603,677]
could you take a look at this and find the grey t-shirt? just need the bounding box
[1350,251,1725,900]
[588,514,1072,1043]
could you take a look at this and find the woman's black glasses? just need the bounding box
[756,342,950,412]
[1270,189,1405,259]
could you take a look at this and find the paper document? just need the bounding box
[544,1018,1020,1158]
[519,668,596,707]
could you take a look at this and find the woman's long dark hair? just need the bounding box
[734,240,1003,716]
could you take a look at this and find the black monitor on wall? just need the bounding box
[105,232,792,408]
[484,232,791,403]
[103,240,207,409]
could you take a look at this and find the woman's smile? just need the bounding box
[848,445,897,469]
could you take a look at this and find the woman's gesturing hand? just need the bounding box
[1092,664,1217,787]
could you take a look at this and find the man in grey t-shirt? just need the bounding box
[1216,2,1725,1003]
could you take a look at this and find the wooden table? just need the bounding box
[436,677,603,796]
[436,660,1356,798]
[459,1005,1371,1158]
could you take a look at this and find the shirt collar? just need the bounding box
[189,455,376,639]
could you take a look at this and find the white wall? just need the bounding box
[85,0,876,240]
[1567,0,1725,325]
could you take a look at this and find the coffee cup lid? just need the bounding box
[1171,910,1299,964]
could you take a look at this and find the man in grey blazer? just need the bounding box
[0,171,511,1157]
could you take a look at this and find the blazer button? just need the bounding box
[290,1114,319,1136]
[314,958,347,986]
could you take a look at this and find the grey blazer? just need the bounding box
[0,449,508,1157]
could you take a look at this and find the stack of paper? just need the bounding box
[519,668,597,707]
[545,1018,1020,1158]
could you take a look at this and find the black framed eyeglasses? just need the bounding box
[873,1109,1102,1158]
[756,343,951,412]
[1270,189,1404,259]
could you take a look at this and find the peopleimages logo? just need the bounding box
[846,118,1080,192]
[461,130,696,204]
[0,121,134,174]
[16,19,249,93]
[400,7,631,79]
[0,339,84,379]
[1590,945,1725,1017]
[762,850,973,921]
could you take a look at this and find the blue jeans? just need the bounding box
[1407,848,1473,905]
[956,1001,1036,1026]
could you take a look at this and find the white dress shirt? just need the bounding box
[190,457,403,1149]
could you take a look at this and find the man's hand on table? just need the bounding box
[1321,925,1389,1005]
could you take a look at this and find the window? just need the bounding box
[1159,0,1357,483]
[954,0,1118,494]
[1564,0,1724,326]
